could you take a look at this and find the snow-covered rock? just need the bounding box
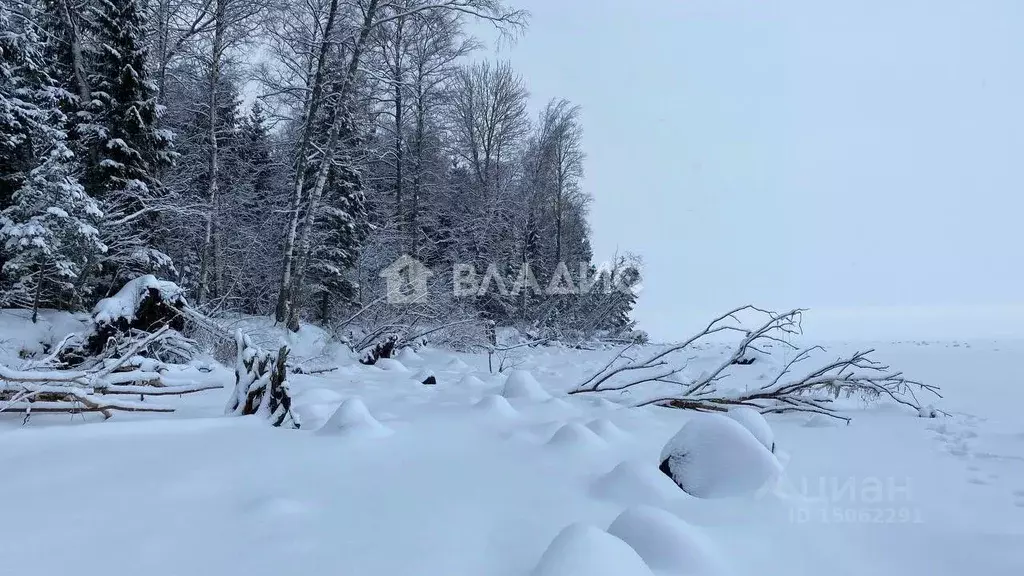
[473,394,518,418]
[607,505,724,576]
[725,406,775,452]
[546,422,607,450]
[531,523,655,576]
[592,460,681,506]
[659,414,782,498]
[502,370,552,401]
[318,398,393,438]
[412,369,436,384]
[375,358,409,372]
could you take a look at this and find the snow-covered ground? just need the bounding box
[1,310,1023,575]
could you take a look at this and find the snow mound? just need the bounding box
[318,398,393,438]
[395,347,423,364]
[458,374,487,387]
[412,369,436,384]
[546,422,607,450]
[592,460,682,506]
[446,357,472,371]
[607,505,724,576]
[724,406,775,452]
[660,414,782,498]
[586,418,629,442]
[375,358,409,372]
[502,370,552,401]
[531,523,655,576]
[473,394,518,418]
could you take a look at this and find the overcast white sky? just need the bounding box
[479,0,1024,340]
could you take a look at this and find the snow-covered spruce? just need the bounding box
[226,331,300,429]
[659,413,782,498]
[531,523,655,576]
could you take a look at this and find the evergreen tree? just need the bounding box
[80,0,174,278]
[0,2,103,317]
[0,3,62,209]
[307,101,369,321]
[1,146,106,318]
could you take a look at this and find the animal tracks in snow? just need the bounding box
[927,415,1024,510]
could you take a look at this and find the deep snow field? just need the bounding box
[2,310,1023,576]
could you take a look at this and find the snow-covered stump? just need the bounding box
[226,331,300,429]
[62,275,198,366]
[359,334,402,365]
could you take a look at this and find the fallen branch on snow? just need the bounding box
[570,306,942,422]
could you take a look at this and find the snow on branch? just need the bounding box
[570,306,942,422]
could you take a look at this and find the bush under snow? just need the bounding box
[659,413,782,498]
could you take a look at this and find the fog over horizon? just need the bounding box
[479,0,1024,341]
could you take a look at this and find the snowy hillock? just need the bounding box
[318,398,392,438]
[502,370,552,401]
[607,506,725,576]
[531,523,655,576]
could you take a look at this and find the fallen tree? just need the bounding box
[569,306,942,422]
[1,327,222,420]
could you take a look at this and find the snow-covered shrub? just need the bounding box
[226,331,299,428]
[659,414,781,498]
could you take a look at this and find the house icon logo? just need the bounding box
[380,255,433,304]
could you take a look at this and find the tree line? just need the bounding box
[0,0,640,343]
